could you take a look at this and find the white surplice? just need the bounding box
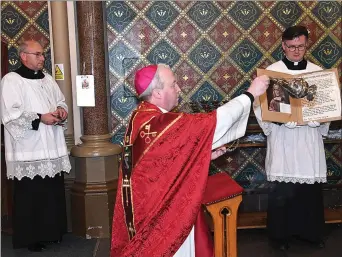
[1,72,71,180]
[253,60,330,184]
[172,94,252,257]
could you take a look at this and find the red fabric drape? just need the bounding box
[195,208,214,257]
[111,101,216,257]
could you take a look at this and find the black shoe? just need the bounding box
[307,240,325,249]
[28,242,46,252]
[43,237,62,244]
[270,239,290,251]
[315,240,325,249]
[279,242,290,251]
[294,236,325,249]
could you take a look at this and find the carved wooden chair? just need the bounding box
[202,172,244,257]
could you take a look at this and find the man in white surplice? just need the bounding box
[1,40,71,252]
[253,26,329,251]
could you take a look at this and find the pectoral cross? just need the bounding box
[122,175,130,206]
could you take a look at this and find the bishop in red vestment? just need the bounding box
[111,64,269,257]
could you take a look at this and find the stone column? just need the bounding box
[70,1,121,238]
[48,1,76,233]
[49,1,74,150]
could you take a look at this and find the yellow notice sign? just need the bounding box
[55,64,64,80]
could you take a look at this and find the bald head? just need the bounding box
[19,40,45,71]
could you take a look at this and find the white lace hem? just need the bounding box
[267,175,327,184]
[5,111,39,141]
[6,155,71,180]
[261,121,273,136]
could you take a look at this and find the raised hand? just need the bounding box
[211,146,227,160]
[247,75,270,98]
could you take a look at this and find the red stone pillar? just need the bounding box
[70,1,121,238]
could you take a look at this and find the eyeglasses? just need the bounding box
[284,43,306,52]
[24,52,46,58]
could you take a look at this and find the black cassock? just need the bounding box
[267,181,324,242]
[12,173,67,248]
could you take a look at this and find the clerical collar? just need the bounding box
[15,64,45,79]
[282,57,307,70]
[158,106,168,113]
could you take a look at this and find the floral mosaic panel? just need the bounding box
[187,2,220,31]
[311,35,341,68]
[167,17,200,53]
[1,4,27,38]
[107,1,341,140]
[107,2,137,33]
[2,1,340,188]
[108,41,140,76]
[208,17,242,52]
[146,39,181,68]
[146,1,179,32]
[1,1,51,74]
[230,38,263,73]
[190,81,223,103]
[270,2,303,28]
[174,60,202,94]
[106,1,341,187]
[312,1,341,28]
[228,1,262,31]
[189,38,222,73]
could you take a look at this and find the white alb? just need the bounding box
[253,60,329,184]
[1,72,71,180]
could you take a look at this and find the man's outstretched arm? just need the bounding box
[212,75,269,150]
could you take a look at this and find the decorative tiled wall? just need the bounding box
[1,1,340,189]
[107,1,342,188]
[210,143,342,189]
[1,1,51,74]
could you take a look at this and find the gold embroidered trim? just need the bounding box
[135,113,184,168]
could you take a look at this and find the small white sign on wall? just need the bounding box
[76,75,95,107]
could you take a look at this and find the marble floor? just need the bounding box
[1,224,341,257]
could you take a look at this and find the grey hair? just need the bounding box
[18,40,42,56]
[139,63,170,101]
[18,41,29,55]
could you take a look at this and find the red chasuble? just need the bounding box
[111,101,216,257]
